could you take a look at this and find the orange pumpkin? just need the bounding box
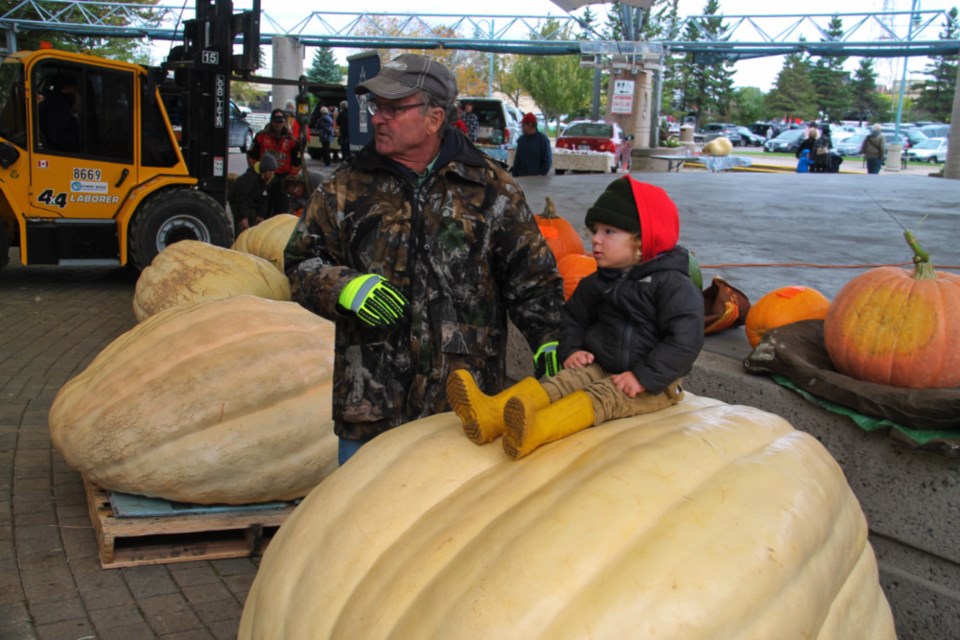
[745,285,830,348]
[557,253,597,300]
[536,196,584,262]
[824,231,960,388]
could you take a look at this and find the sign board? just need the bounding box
[347,51,381,150]
[611,79,635,114]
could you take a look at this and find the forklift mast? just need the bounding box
[162,0,260,208]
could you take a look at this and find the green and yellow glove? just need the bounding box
[338,274,408,327]
[533,340,560,378]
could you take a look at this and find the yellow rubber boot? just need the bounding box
[502,391,596,460]
[446,370,550,445]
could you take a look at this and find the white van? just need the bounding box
[459,97,523,162]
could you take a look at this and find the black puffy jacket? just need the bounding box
[560,245,704,394]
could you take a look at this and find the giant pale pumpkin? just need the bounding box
[239,395,894,639]
[824,230,960,388]
[232,213,299,272]
[535,196,584,263]
[132,240,291,322]
[49,295,338,505]
[745,285,831,348]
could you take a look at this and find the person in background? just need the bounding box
[462,101,479,142]
[336,100,351,161]
[511,112,552,177]
[860,123,887,175]
[452,103,469,135]
[284,53,564,465]
[317,106,335,167]
[447,176,704,459]
[249,108,302,216]
[812,124,833,173]
[282,174,309,217]
[796,125,818,163]
[796,148,813,173]
[229,153,276,231]
[38,75,81,152]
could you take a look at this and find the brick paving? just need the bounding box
[0,261,258,640]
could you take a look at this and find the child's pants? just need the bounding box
[541,363,684,425]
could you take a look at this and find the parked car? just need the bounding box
[164,97,253,153]
[763,129,805,153]
[696,123,743,146]
[835,133,867,157]
[900,127,929,148]
[554,120,628,174]
[735,126,764,146]
[920,123,950,139]
[905,137,948,163]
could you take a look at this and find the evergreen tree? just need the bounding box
[809,15,852,122]
[306,47,343,84]
[849,58,883,124]
[764,52,818,123]
[676,0,735,123]
[916,8,958,122]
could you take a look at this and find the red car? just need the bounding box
[555,120,630,173]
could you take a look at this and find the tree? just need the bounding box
[0,0,156,62]
[764,52,818,123]
[514,19,593,128]
[306,47,343,84]
[915,7,958,122]
[809,15,852,122]
[849,58,883,124]
[675,0,736,124]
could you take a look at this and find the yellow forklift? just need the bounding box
[0,0,261,272]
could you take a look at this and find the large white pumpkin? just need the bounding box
[133,240,291,322]
[232,213,299,272]
[239,395,895,639]
[49,295,337,505]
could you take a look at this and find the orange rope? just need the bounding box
[700,262,960,271]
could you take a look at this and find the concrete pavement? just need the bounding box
[2,162,958,639]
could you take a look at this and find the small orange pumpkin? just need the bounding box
[557,253,597,300]
[536,196,584,262]
[745,285,830,348]
[824,231,960,388]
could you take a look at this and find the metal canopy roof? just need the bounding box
[1,3,958,60]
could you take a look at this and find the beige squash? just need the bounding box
[132,240,291,322]
[703,136,733,157]
[239,395,895,639]
[49,295,337,505]
[232,213,299,272]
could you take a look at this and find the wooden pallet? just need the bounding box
[83,479,297,569]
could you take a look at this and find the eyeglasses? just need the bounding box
[367,101,426,120]
[271,117,285,123]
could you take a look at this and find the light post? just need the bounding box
[475,19,495,97]
[894,0,921,138]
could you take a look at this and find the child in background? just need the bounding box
[797,148,813,173]
[447,176,704,459]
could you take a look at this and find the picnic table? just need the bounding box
[651,155,753,173]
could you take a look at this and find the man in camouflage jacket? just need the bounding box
[284,54,563,462]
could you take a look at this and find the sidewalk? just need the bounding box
[2,167,959,639]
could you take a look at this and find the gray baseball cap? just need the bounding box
[356,53,458,102]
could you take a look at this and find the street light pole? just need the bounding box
[894,0,920,138]
[488,20,494,97]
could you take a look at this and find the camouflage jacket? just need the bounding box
[285,131,564,441]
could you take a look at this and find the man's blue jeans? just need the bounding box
[338,437,365,465]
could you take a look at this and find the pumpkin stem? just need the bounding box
[904,230,935,280]
[541,196,558,219]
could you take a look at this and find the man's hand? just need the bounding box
[534,341,561,378]
[338,274,408,327]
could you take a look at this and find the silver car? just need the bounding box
[905,137,948,163]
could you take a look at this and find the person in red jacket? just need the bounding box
[249,108,302,215]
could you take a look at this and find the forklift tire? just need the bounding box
[0,221,9,272]
[240,129,253,154]
[128,189,233,271]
